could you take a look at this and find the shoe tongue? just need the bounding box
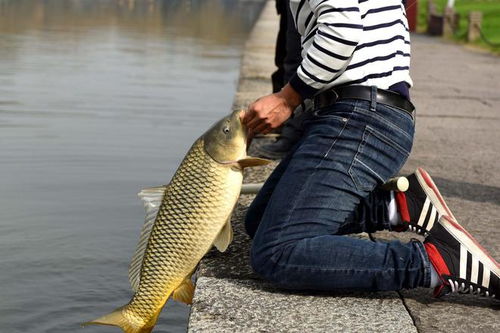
[405,190,423,221]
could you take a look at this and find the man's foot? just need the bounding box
[395,167,457,235]
[424,216,499,299]
[255,136,296,160]
[254,107,309,160]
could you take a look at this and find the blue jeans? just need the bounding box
[245,94,432,291]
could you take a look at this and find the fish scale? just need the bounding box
[123,138,242,325]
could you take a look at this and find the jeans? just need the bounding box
[245,93,432,291]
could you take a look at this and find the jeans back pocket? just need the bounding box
[348,125,411,192]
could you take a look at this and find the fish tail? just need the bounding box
[82,304,159,333]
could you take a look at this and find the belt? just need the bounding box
[313,85,415,116]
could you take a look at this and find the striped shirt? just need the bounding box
[288,0,412,99]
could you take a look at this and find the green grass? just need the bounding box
[417,0,500,53]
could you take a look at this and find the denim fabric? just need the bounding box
[245,93,431,291]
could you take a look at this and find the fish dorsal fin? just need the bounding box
[213,218,233,252]
[237,156,271,169]
[128,185,168,292]
[172,278,195,305]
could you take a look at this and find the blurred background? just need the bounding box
[0,0,265,332]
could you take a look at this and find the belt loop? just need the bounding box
[370,85,377,111]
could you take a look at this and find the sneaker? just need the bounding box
[395,167,457,235]
[255,135,296,160]
[424,216,499,299]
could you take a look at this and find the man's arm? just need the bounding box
[289,0,362,99]
[242,83,301,135]
[243,0,362,134]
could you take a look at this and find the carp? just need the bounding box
[83,110,269,332]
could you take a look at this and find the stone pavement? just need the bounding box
[188,1,500,332]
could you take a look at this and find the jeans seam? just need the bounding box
[366,125,412,155]
[271,112,351,260]
[313,110,350,121]
[348,127,372,191]
[384,103,415,124]
[348,125,411,191]
[356,159,385,183]
[354,107,414,142]
[269,249,425,272]
[414,240,431,288]
[321,116,351,162]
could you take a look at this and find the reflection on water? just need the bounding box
[0,0,264,332]
[0,0,260,42]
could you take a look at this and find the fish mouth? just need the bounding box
[236,110,249,142]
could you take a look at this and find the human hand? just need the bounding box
[241,83,302,136]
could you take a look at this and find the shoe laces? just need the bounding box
[447,279,496,298]
[407,224,428,236]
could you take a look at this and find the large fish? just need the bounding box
[83,110,269,332]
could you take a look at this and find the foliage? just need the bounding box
[416,0,500,52]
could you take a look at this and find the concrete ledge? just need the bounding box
[189,278,417,333]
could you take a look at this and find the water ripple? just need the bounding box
[0,0,265,332]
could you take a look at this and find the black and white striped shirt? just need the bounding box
[288,0,412,99]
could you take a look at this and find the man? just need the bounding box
[242,0,499,299]
[259,0,306,160]
[270,0,296,94]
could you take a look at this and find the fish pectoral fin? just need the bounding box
[172,278,195,305]
[213,219,233,252]
[237,156,272,169]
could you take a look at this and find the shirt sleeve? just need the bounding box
[289,0,363,99]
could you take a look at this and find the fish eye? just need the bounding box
[223,126,230,134]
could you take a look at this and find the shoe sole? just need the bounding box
[416,167,457,223]
[440,215,500,278]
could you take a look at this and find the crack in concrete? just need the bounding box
[398,291,420,333]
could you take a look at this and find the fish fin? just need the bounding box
[237,156,271,169]
[172,278,195,305]
[82,304,157,333]
[213,219,233,252]
[129,185,168,292]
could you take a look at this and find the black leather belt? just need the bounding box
[313,85,415,116]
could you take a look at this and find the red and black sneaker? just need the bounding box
[424,216,499,300]
[395,168,457,235]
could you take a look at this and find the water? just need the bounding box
[0,0,265,332]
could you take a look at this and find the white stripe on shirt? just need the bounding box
[289,0,413,98]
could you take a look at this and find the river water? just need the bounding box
[0,0,265,332]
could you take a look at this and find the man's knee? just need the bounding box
[250,241,293,288]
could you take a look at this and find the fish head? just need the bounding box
[203,110,247,163]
